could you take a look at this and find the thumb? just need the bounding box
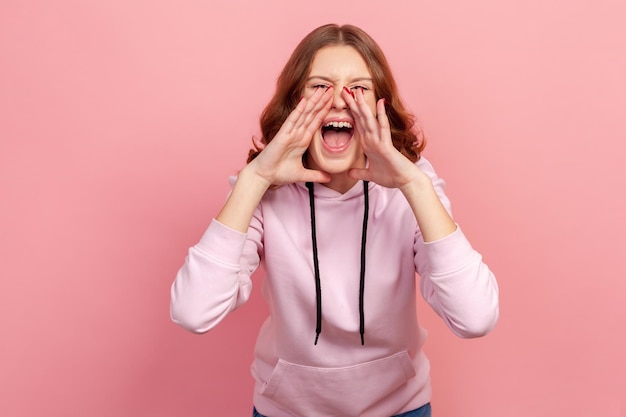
[301,169,332,184]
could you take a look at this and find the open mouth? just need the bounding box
[321,121,354,151]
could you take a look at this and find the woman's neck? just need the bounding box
[321,173,358,193]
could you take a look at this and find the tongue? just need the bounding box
[323,130,352,148]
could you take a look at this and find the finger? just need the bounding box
[341,87,368,135]
[279,97,308,135]
[376,98,390,132]
[350,88,380,140]
[303,88,333,131]
[300,168,332,184]
[342,86,364,120]
[360,89,380,129]
[295,87,333,132]
[341,86,356,105]
[280,88,325,136]
[292,87,329,131]
[347,167,371,182]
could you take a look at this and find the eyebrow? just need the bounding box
[307,75,374,84]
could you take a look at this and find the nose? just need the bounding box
[331,86,348,110]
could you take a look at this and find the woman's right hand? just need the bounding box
[247,86,334,187]
[216,87,333,232]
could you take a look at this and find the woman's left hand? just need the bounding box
[344,88,457,241]
[343,88,425,190]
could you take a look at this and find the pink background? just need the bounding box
[1,1,625,416]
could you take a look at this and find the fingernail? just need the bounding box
[343,86,355,98]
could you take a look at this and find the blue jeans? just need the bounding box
[252,402,432,417]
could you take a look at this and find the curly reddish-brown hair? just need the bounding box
[247,23,426,164]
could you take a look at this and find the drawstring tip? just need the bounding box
[360,333,365,345]
[314,333,320,345]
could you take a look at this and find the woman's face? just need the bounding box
[303,45,377,181]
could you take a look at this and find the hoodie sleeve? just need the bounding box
[414,158,500,338]
[170,214,263,334]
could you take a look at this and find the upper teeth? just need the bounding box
[324,121,353,129]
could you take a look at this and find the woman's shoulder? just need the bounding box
[415,155,436,173]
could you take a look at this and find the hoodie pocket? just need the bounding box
[260,351,416,417]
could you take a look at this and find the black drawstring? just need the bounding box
[359,181,369,345]
[306,181,370,345]
[306,182,322,345]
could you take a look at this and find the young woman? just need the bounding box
[170,23,499,417]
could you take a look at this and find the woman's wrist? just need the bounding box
[397,165,433,197]
[399,168,457,242]
[215,164,271,233]
[239,161,274,193]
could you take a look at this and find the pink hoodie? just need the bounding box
[170,157,499,417]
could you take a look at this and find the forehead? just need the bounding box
[308,45,371,78]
